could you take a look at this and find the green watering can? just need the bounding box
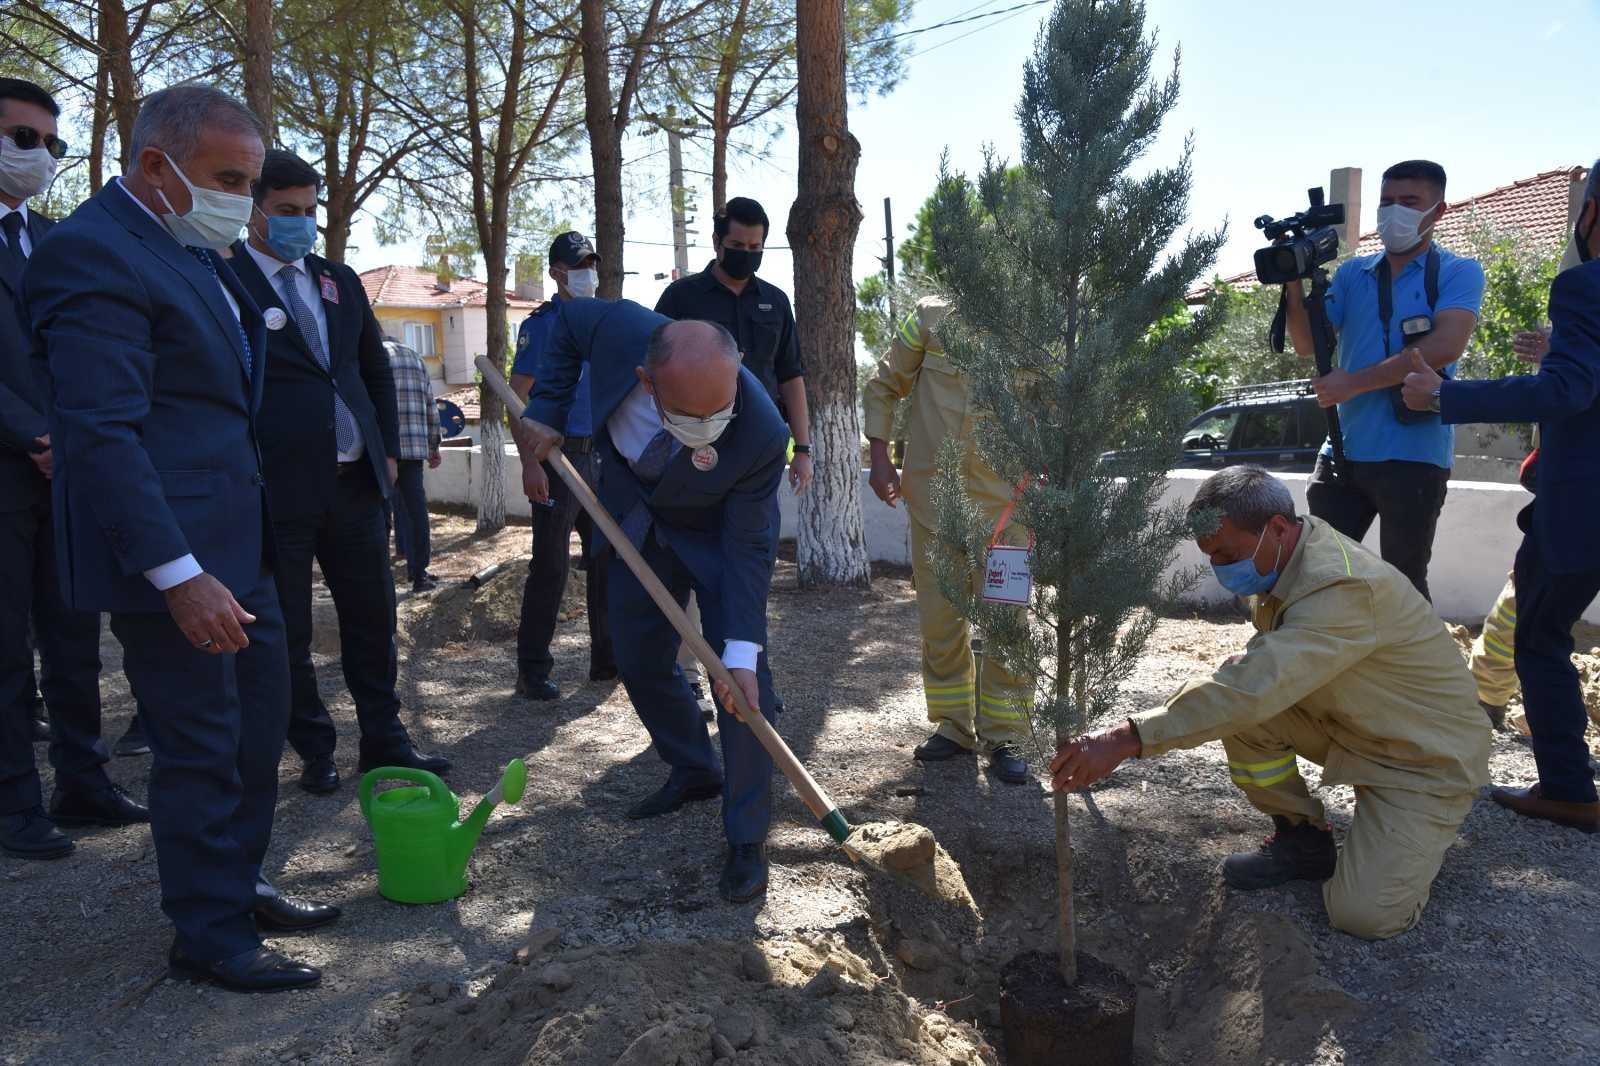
[358,759,527,904]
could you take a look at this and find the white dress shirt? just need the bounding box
[115,178,242,593]
[242,241,361,462]
[606,382,761,673]
[1,201,33,257]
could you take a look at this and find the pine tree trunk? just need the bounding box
[242,0,274,135]
[88,60,109,194]
[786,0,870,590]
[98,0,138,169]
[580,0,625,299]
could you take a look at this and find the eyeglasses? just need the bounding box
[3,126,68,161]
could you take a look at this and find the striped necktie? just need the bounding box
[184,246,252,377]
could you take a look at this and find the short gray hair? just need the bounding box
[645,319,739,373]
[1189,465,1296,534]
[129,84,265,165]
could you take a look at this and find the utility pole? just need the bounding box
[881,197,896,319]
[668,125,691,277]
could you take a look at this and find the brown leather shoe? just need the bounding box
[1490,783,1599,833]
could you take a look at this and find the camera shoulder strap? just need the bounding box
[1376,245,1441,357]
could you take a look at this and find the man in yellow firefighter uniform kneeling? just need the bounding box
[1051,466,1490,940]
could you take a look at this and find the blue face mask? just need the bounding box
[261,214,317,261]
[1212,526,1283,597]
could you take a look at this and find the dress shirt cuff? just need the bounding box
[723,640,762,673]
[145,554,202,592]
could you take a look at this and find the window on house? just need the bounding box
[404,322,437,356]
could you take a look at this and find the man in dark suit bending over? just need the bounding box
[230,149,448,795]
[520,299,788,902]
[26,85,335,991]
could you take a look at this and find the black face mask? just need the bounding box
[719,246,762,281]
[1576,203,1597,264]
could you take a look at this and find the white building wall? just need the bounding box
[421,454,1594,624]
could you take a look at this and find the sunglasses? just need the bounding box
[3,125,69,160]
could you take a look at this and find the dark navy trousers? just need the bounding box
[609,531,776,846]
[109,568,288,962]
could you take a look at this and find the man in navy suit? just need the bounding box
[229,149,448,796]
[25,85,333,991]
[521,299,788,902]
[1403,159,1600,833]
[1,77,148,860]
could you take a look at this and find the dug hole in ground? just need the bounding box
[3,512,1597,1065]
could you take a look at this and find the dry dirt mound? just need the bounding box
[385,935,997,1066]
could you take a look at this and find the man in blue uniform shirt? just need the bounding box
[508,231,615,700]
[1283,160,1485,602]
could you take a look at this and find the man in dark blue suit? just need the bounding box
[0,77,148,859]
[230,149,448,795]
[25,85,334,991]
[522,299,789,901]
[1403,160,1600,833]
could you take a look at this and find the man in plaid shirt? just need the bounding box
[387,340,441,591]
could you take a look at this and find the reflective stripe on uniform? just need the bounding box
[1494,604,1516,628]
[1228,753,1298,788]
[979,693,1031,720]
[1481,635,1514,663]
[925,682,975,706]
[898,310,923,350]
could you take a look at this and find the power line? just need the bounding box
[866,0,1051,46]
[910,1,1045,57]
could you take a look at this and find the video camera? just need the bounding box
[1253,188,1345,285]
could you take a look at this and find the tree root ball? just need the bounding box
[999,951,1136,1066]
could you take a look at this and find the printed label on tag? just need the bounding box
[320,275,340,304]
[691,445,719,472]
[982,545,1032,605]
[758,303,773,311]
[263,307,288,331]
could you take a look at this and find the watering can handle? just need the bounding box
[357,767,453,823]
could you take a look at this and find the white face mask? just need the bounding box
[0,136,58,199]
[154,152,253,251]
[564,266,598,299]
[657,395,735,449]
[1376,201,1438,255]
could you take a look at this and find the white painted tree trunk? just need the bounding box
[475,410,508,534]
[797,398,871,588]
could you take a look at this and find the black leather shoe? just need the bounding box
[49,784,150,827]
[988,743,1030,785]
[1222,816,1338,890]
[114,721,151,757]
[357,746,451,776]
[168,945,321,993]
[913,733,974,762]
[255,888,342,932]
[30,712,50,743]
[719,843,769,903]
[0,808,74,859]
[298,756,340,795]
[514,675,561,701]
[411,574,439,593]
[627,774,722,820]
[589,664,618,683]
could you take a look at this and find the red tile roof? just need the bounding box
[1197,166,1587,299]
[358,264,542,311]
[437,384,481,423]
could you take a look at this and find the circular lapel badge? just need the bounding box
[263,307,288,331]
[691,445,719,472]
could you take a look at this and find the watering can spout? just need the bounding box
[448,758,528,875]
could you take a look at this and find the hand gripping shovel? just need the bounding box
[475,356,976,914]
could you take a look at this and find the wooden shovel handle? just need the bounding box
[475,356,839,826]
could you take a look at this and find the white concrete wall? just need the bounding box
[421,451,1597,624]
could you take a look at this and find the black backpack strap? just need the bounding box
[1424,245,1440,309]
[1376,256,1393,357]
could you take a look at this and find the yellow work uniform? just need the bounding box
[1133,516,1491,940]
[862,296,1033,749]
[1470,572,1520,708]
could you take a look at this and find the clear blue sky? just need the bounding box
[347,0,1599,321]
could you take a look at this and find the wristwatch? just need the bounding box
[793,444,812,455]
[1429,385,1442,414]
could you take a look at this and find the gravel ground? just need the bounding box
[2,513,1596,1065]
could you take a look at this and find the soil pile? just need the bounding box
[384,935,997,1066]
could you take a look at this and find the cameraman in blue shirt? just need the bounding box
[508,231,616,700]
[1282,160,1485,601]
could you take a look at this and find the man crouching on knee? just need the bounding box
[1050,465,1489,940]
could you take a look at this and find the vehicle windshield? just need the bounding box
[1182,410,1239,451]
